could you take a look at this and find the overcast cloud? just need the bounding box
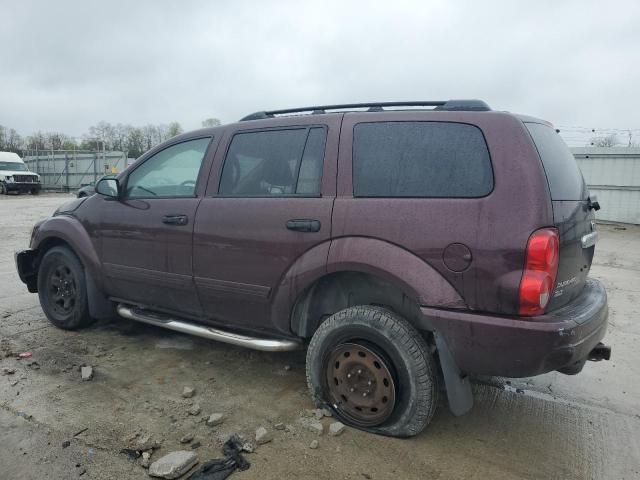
[2,0,639,138]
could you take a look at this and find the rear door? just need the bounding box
[192,115,340,333]
[525,122,596,310]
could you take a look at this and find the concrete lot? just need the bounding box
[1,193,639,480]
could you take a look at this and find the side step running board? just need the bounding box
[116,304,302,352]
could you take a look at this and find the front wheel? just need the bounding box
[0,182,7,195]
[306,306,439,437]
[37,246,94,329]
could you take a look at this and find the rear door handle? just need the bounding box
[286,219,321,232]
[162,214,189,226]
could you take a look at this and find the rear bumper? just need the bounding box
[5,183,41,193]
[421,278,609,378]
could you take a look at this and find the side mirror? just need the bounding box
[96,178,120,198]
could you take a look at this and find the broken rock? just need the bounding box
[206,413,225,427]
[81,366,93,381]
[329,422,346,437]
[305,421,323,435]
[148,451,198,479]
[182,386,195,398]
[1,367,16,375]
[179,433,194,444]
[188,404,201,416]
[141,451,152,468]
[309,440,319,449]
[255,427,273,445]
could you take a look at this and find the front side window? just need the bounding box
[353,122,493,197]
[126,138,210,198]
[219,127,326,196]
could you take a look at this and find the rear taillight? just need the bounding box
[519,228,559,316]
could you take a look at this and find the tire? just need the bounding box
[306,305,439,437]
[37,246,94,330]
[77,192,86,198]
[31,188,40,195]
[0,182,7,195]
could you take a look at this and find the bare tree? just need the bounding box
[201,118,221,128]
[591,134,619,147]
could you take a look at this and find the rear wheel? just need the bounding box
[37,246,94,329]
[306,306,439,437]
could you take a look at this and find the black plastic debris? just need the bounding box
[189,435,250,480]
[119,448,142,460]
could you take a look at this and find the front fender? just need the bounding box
[31,215,102,291]
[327,237,464,308]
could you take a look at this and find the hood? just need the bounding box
[53,196,87,215]
[1,169,40,179]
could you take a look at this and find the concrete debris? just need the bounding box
[127,433,161,452]
[274,423,285,431]
[314,409,324,420]
[309,440,319,449]
[206,413,225,427]
[1,367,16,375]
[179,433,194,444]
[305,420,324,435]
[80,366,93,381]
[141,451,152,468]
[329,422,346,437]
[241,442,255,453]
[188,404,201,416]
[182,386,195,398]
[322,408,333,418]
[148,451,198,479]
[255,426,273,445]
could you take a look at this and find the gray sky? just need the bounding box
[2,0,639,142]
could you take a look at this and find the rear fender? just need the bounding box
[327,237,464,308]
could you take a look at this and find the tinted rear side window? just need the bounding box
[353,122,493,197]
[525,122,586,200]
[219,127,326,196]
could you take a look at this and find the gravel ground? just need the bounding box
[1,193,639,480]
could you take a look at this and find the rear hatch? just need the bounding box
[525,122,597,312]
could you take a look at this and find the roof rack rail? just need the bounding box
[240,99,490,121]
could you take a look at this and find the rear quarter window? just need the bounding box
[352,122,493,197]
[525,122,586,201]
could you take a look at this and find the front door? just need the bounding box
[193,116,340,333]
[98,136,213,316]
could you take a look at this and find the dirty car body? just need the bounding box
[15,100,611,437]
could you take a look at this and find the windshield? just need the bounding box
[0,162,28,171]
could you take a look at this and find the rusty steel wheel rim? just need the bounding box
[325,342,396,427]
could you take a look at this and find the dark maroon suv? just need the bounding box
[15,100,610,437]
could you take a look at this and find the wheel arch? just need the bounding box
[32,216,113,319]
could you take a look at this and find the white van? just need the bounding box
[0,152,41,195]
